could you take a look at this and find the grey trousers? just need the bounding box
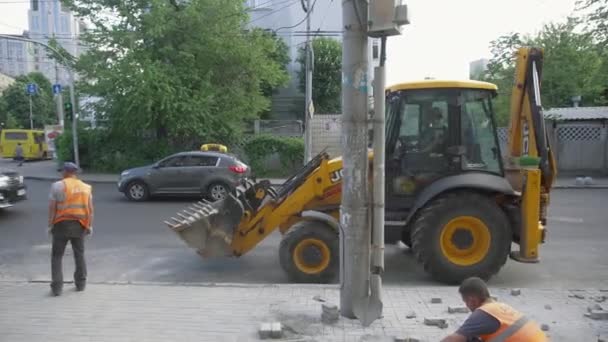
[51,220,87,291]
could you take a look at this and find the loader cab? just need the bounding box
[385,80,503,211]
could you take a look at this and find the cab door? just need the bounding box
[385,89,460,212]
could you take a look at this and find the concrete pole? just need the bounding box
[55,61,65,127]
[69,71,79,167]
[29,94,34,129]
[304,0,313,162]
[340,0,370,319]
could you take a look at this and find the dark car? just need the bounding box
[0,168,27,209]
[117,151,250,202]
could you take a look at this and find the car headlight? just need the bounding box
[19,175,24,184]
[0,176,8,188]
[121,170,130,177]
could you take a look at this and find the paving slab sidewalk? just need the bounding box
[0,281,606,342]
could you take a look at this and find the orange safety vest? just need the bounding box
[478,302,547,342]
[53,177,92,229]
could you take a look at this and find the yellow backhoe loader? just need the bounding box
[165,47,557,284]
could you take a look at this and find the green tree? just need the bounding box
[297,37,342,114]
[0,72,56,128]
[577,0,608,46]
[64,0,289,146]
[482,19,608,126]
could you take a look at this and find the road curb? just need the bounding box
[24,175,285,186]
[24,175,116,184]
[24,175,607,189]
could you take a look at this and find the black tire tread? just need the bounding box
[410,191,510,284]
[125,180,149,202]
[279,220,338,283]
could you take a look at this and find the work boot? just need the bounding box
[51,288,62,296]
[76,283,86,292]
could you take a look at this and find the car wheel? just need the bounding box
[125,181,149,202]
[207,182,229,201]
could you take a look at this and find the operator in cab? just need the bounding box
[419,107,446,154]
[441,277,547,342]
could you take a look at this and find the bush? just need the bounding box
[55,127,178,172]
[243,135,304,176]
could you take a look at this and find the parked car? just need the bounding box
[118,151,250,202]
[0,167,27,209]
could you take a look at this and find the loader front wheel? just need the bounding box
[279,220,338,283]
[411,191,511,285]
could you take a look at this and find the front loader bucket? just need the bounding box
[164,194,245,258]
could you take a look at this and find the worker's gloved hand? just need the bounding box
[86,226,93,237]
[47,225,53,236]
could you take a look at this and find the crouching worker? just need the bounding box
[441,277,547,342]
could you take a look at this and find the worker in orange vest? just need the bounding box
[441,277,547,342]
[47,162,94,296]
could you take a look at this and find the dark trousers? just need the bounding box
[51,221,87,291]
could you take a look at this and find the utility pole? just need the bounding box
[55,61,65,127]
[303,0,314,162]
[29,93,34,129]
[340,0,370,321]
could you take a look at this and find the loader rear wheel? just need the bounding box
[411,191,511,284]
[279,220,338,283]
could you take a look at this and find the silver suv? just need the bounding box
[118,151,250,202]
[0,168,27,209]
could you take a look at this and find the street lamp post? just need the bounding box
[0,34,80,167]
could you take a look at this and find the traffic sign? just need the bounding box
[26,83,37,95]
[52,84,62,94]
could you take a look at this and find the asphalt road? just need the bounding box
[1,179,607,289]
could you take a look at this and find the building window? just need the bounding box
[61,16,69,33]
[31,0,39,11]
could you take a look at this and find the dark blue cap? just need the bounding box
[63,162,80,172]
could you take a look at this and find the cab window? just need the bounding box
[461,90,501,173]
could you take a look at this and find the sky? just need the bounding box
[0,0,578,85]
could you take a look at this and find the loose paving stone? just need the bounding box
[394,337,421,342]
[313,295,326,302]
[588,304,603,312]
[430,298,442,304]
[511,289,521,296]
[259,323,272,339]
[569,293,585,299]
[594,296,607,303]
[544,304,552,310]
[424,317,448,329]
[448,306,469,314]
[406,311,417,319]
[587,310,608,320]
[541,324,550,332]
[270,322,283,338]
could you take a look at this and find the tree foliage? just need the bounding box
[577,0,608,46]
[481,19,608,126]
[63,0,289,147]
[297,37,342,114]
[0,72,56,129]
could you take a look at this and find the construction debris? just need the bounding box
[321,304,340,324]
[588,304,603,312]
[586,310,608,321]
[430,298,442,304]
[424,317,448,329]
[258,322,283,339]
[594,296,607,303]
[511,289,521,296]
[313,295,326,303]
[394,337,421,342]
[544,304,552,310]
[406,311,417,319]
[569,293,585,299]
[447,306,469,314]
[541,324,550,332]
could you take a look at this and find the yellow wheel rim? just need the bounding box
[440,216,491,266]
[293,238,331,274]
